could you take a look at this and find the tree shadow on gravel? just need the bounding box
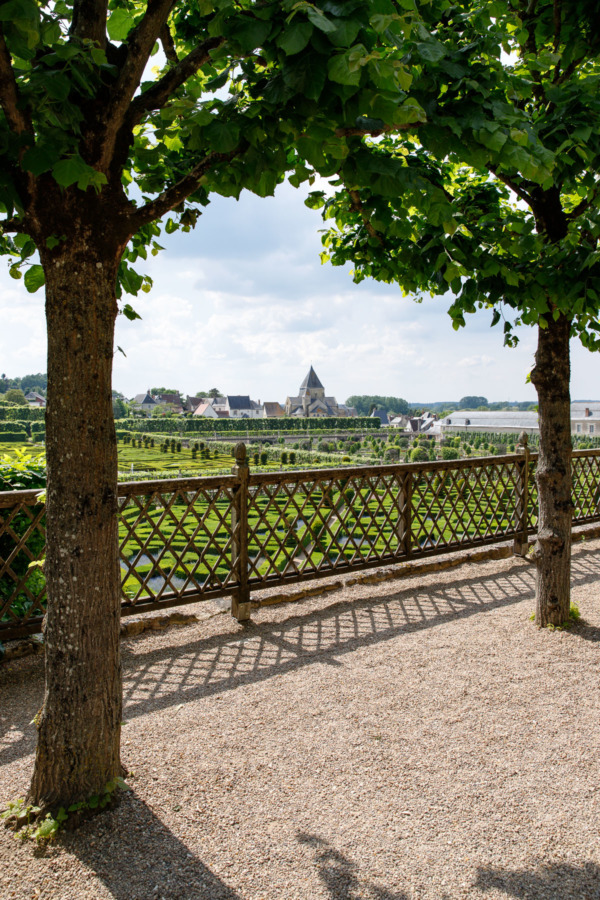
[475,861,600,898]
[298,832,409,900]
[64,791,241,900]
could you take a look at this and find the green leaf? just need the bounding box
[417,41,445,63]
[107,9,134,42]
[122,304,142,321]
[306,8,337,34]
[21,145,54,176]
[328,52,361,86]
[205,121,240,153]
[23,265,45,293]
[277,21,312,55]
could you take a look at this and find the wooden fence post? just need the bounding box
[398,469,412,558]
[513,431,530,556]
[231,441,251,622]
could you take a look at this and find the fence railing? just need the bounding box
[2,442,600,641]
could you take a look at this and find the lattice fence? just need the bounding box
[2,445,600,640]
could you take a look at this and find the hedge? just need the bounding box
[0,431,28,442]
[30,422,46,435]
[0,421,31,434]
[114,416,379,435]
[0,406,45,422]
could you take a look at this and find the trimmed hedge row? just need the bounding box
[0,421,31,433]
[0,406,45,421]
[0,431,28,442]
[114,416,379,434]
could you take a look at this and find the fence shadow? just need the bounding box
[2,548,600,767]
[60,791,241,900]
[298,832,410,900]
[475,861,600,898]
[120,561,538,721]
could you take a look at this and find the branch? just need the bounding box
[70,0,109,48]
[0,29,31,136]
[553,0,562,51]
[348,189,385,246]
[160,22,179,64]
[99,0,176,167]
[487,165,534,206]
[127,36,225,126]
[0,216,28,234]
[131,148,243,229]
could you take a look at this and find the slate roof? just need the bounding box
[370,409,389,425]
[442,410,539,430]
[571,402,600,417]
[300,366,324,392]
[227,395,253,410]
[133,392,156,406]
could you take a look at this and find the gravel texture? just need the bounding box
[1,541,600,900]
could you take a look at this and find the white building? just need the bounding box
[571,402,600,436]
[440,410,539,436]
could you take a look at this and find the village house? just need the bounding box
[226,395,261,419]
[24,391,46,408]
[261,401,285,418]
[192,400,219,419]
[131,391,157,415]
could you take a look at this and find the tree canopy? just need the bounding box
[346,394,410,416]
[311,0,600,627]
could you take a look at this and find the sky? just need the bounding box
[2,179,600,405]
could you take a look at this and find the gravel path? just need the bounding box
[1,541,600,900]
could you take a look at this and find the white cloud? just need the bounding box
[2,182,600,404]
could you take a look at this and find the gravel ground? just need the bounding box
[1,541,600,900]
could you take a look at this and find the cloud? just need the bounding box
[1,182,599,404]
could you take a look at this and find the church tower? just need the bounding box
[299,366,325,402]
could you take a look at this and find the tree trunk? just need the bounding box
[28,246,123,810]
[531,313,572,627]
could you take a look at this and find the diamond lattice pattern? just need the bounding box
[0,500,46,629]
[410,462,523,552]
[246,471,408,585]
[118,482,238,605]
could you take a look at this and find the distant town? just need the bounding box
[1,369,598,438]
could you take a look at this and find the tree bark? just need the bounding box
[531,313,572,627]
[28,243,123,809]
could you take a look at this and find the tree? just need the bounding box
[112,397,129,419]
[208,387,222,399]
[0,0,406,811]
[346,394,410,416]
[460,396,488,410]
[316,0,600,628]
[4,388,27,405]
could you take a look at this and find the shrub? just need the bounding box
[289,452,296,465]
[281,451,288,465]
[260,451,268,465]
[0,431,28,443]
[411,447,430,462]
[0,451,46,621]
[441,447,459,460]
[253,452,260,465]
